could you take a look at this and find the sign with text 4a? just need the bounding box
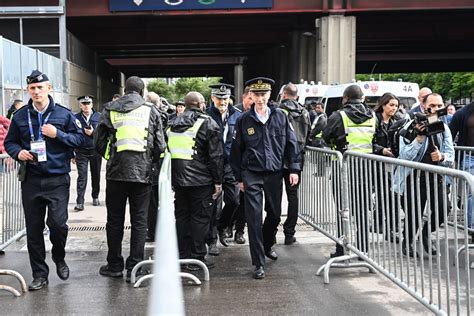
[110,0,273,12]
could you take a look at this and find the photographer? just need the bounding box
[396,93,454,257]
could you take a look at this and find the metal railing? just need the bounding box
[0,154,26,250]
[346,151,472,315]
[300,147,473,315]
[0,154,27,297]
[147,152,185,315]
[299,147,376,282]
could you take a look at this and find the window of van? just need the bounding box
[365,96,416,111]
[325,97,343,118]
[303,96,322,107]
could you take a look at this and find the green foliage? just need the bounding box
[355,72,474,100]
[147,79,176,101]
[147,77,222,104]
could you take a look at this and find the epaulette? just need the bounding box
[56,103,72,111]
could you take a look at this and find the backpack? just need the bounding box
[285,109,311,153]
[387,117,411,157]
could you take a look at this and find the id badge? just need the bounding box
[30,140,47,162]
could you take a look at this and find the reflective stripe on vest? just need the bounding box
[110,105,151,153]
[339,110,375,153]
[166,117,206,160]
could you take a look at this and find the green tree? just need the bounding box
[147,79,176,102]
[174,77,221,102]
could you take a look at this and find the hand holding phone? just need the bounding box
[28,151,39,165]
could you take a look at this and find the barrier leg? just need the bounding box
[179,259,210,281]
[454,244,474,266]
[134,274,154,288]
[131,259,154,284]
[0,269,28,296]
[316,253,377,284]
[179,272,202,285]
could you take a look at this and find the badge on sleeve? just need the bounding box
[75,119,82,129]
[247,128,255,136]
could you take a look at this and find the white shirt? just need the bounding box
[255,107,270,124]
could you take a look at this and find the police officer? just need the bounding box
[206,83,242,255]
[230,77,300,279]
[167,91,223,270]
[5,70,85,290]
[323,84,376,258]
[73,95,102,211]
[95,76,166,282]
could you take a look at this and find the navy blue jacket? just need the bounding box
[230,102,300,182]
[5,96,85,176]
[74,110,101,150]
[206,104,242,163]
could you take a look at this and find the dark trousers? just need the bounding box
[404,172,446,244]
[75,150,102,204]
[216,164,240,233]
[175,185,214,259]
[283,169,301,237]
[105,180,150,271]
[147,183,159,240]
[233,191,246,232]
[243,170,283,267]
[21,173,70,279]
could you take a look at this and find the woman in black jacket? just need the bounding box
[372,92,401,242]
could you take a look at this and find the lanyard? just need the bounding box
[27,110,51,141]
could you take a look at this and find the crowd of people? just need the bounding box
[1,69,473,290]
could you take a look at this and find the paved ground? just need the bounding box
[0,162,433,315]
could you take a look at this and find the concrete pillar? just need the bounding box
[298,34,308,82]
[288,31,300,83]
[316,15,356,84]
[234,64,244,104]
[59,0,67,61]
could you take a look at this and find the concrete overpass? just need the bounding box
[1,0,474,104]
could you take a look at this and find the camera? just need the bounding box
[400,107,447,142]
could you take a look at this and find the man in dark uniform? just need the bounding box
[206,83,242,255]
[230,77,300,279]
[279,83,311,245]
[73,95,102,211]
[167,91,223,269]
[95,76,166,282]
[5,70,85,290]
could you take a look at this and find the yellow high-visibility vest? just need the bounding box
[110,105,151,153]
[166,117,207,160]
[339,110,375,153]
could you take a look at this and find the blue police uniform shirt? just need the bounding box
[74,110,101,150]
[230,102,300,182]
[206,104,241,162]
[4,95,85,176]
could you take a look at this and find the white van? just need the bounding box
[277,81,330,107]
[321,81,419,118]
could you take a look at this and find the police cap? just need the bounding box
[175,100,185,106]
[77,95,94,104]
[26,70,49,85]
[245,77,274,92]
[209,83,233,99]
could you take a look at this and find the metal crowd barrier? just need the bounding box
[299,147,375,283]
[0,154,26,251]
[452,146,474,265]
[0,154,27,297]
[343,151,472,315]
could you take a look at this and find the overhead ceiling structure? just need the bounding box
[45,0,474,78]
